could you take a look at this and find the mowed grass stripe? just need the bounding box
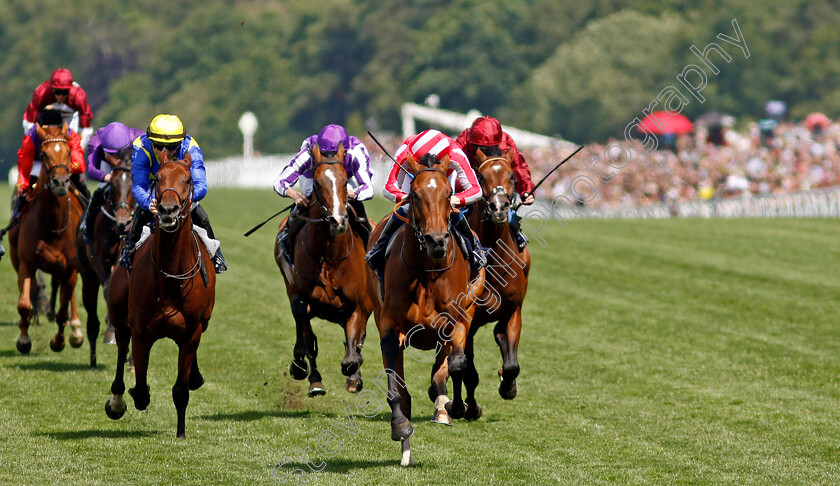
[1,183,839,484]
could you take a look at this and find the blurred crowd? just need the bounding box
[526,119,840,209]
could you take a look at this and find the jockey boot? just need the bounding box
[452,212,486,280]
[364,213,403,274]
[70,174,91,204]
[191,205,227,274]
[348,199,373,247]
[9,193,27,226]
[81,187,107,245]
[119,209,153,272]
[278,209,307,261]
[509,210,528,252]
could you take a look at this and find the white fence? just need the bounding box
[519,187,840,221]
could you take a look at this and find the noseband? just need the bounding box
[406,167,451,251]
[300,160,347,223]
[101,166,137,225]
[477,157,515,218]
[155,160,192,232]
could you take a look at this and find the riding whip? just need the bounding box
[243,202,295,237]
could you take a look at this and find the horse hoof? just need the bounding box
[499,379,518,400]
[445,400,466,420]
[129,386,150,411]
[103,325,116,345]
[289,360,309,380]
[189,372,205,391]
[391,420,413,441]
[465,403,483,421]
[105,398,126,420]
[69,333,84,348]
[50,336,65,352]
[431,409,452,426]
[16,337,31,354]
[307,382,326,397]
[345,378,363,393]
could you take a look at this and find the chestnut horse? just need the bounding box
[365,153,484,466]
[105,151,216,438]
[76,160,135,368]
[467,149,531,400]
[274,143,373,396]
[8,124,85,355]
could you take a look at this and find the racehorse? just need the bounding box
[105,151,216,438]
[274,143,373,396]
[467,148,531,400]
[365,153,485,466]
[76,157,135,368]
[8,124,85,355]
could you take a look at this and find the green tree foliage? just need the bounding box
[2,0,840,171]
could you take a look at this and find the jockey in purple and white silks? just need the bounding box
[274,124,375,260]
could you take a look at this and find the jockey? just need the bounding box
[10,108,88,226]
[274,124,375,260]
[118,114,227,273]
[80,122,145,244]
[23,68,94,148]
[455,116,536,251]
[365,129,485,284]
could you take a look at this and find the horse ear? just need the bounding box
[504,148,514,161]
[183,150,192,166]
[336,141,345,161]
[434,154,450,171]
[61,121,69,138]
[404,153,421,175]
[475,146,487,162]
[36,123,47,140]
[311,143,322,162]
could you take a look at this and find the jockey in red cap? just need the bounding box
[365,129,486,287]
[455,116,536,251]
[23,68,95,148]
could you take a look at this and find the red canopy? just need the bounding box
[805,112,830,131]
[638,111,694,135]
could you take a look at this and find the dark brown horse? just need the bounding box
[105,151,216,438]
[366,153,485,466]
[76,159,135,368]
[274,143,373,396]
[9,124,85,355]
[467,149,531,400]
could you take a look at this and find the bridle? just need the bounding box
[477,157,515,219]
[154,160,193,233]
[100,166,136,226]
[398,167,455,253]
[297,160,348,223]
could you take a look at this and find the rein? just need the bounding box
[150,229,203,280]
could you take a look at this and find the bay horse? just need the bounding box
[8,124,85,355]
[467,148,531,400]
[105,151,216,438]
[274,143,373,396]
[76,158,135,368]
[365,153,485,466]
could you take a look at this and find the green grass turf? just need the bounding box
[0,182,839,485]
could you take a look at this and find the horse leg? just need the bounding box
[80,270,99,366]
[379,325,413,465]
[342,308,366,392]
[463,335,483,421]
[105,324,131,420]
[430,350,452,425]
[288,297,310,381]
[68,289,84,348]
[173,327,201,438]
[443,324,468,420]
[128,333,152,411]
[495,308,522,400]
[16,269,34,354]
[49,273,75,352]
[189,354,205,390]
[304,320,324,397]
[46,272,57,321]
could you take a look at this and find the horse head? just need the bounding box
[406,152,452,260]
[154,151,192,233]
[36,123,72,197]
[311,143,349,235]
[475,147,516,225]
[108,158,136,234]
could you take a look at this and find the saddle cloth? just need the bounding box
[134,224,220,258]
